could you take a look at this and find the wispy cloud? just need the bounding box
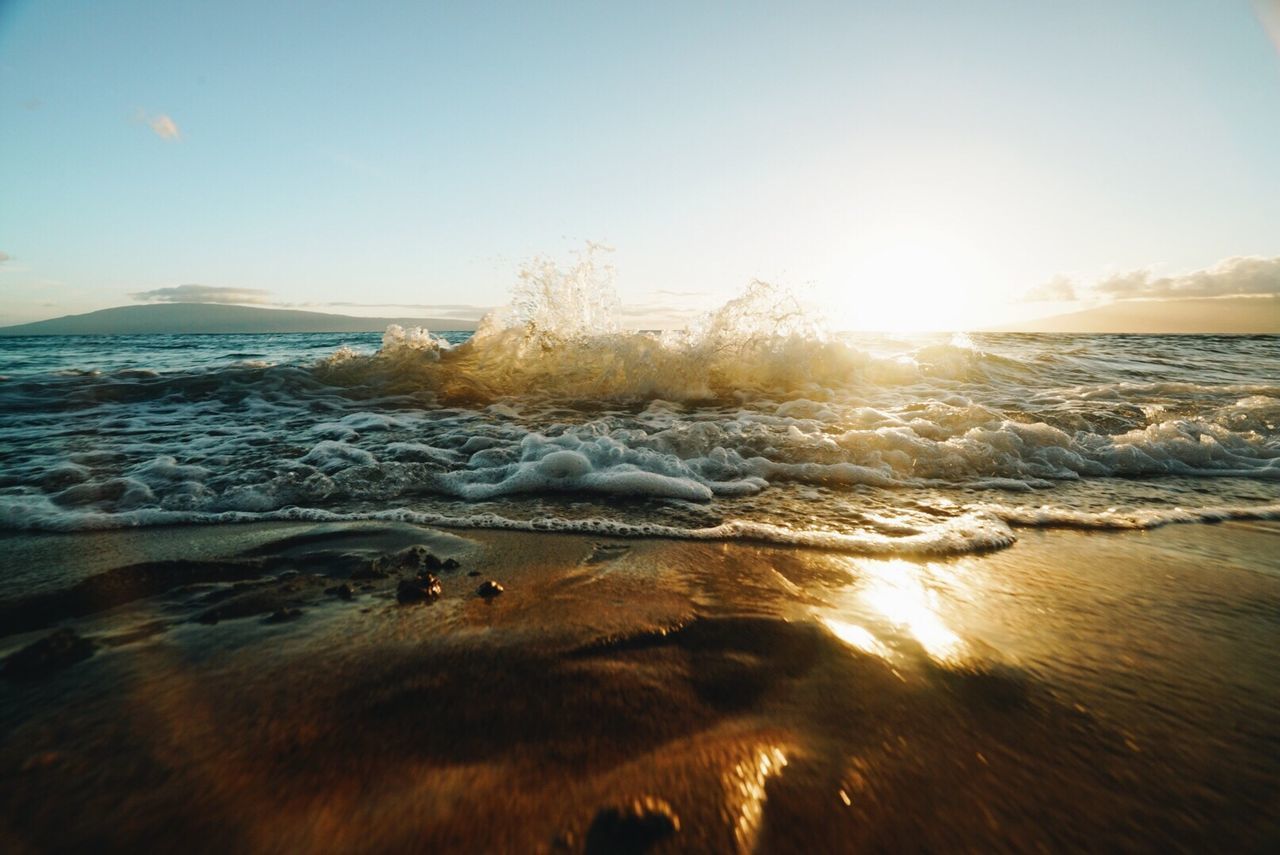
[1254,0,1280,54]
[149,114,181,140]
[291,301,491,319]
[1027,255,1280,303]
[0,251,10,264]
[135,109,181,140]
[131,284,271,304]
[323,301,486,312]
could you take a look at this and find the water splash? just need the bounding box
[498,241,621,342]
[319,243,870,403]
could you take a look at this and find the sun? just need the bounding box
[823,229,994,332]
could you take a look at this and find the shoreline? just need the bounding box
[6,494,1280,574]
[2,521,1278,851]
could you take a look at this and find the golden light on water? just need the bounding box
[824,558,967,664]
[822,618,891,658]
[726,746,789,852]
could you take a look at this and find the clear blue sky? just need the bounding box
[1,1,1278,328]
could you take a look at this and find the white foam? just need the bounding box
[0,495,1016,556]
[983,502,1280,530]
[381,324,451,355]
[434,433,753,501]
[300,441,378,473]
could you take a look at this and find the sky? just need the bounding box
[1,0,1279,330]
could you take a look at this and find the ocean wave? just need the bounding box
[0,246,1276,543]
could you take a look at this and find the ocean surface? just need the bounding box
[2,281,1278,555]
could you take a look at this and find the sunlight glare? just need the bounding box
[824,229,992,332]
[858,559,965,663]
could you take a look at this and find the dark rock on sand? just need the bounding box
[476,580,504,598]
[324,583,355,601]
[396,575,442,604]
[583,797,680,854]
[443,558,461,570]
[468,571,481,577]
[394,545,434,570]
[360,545,447,580]
[3,628,97,681]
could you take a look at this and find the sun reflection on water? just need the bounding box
[822,618,891,658]
[725,746,788,852]
[824,558,968,664]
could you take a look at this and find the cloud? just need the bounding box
[326,301,487,313]
[287,301,491,319]
[1255,0,1280,54]
[135,109,181,140]
[131,284,271,305]
[149,114,181,140]
[1095,256,1280,300]
[1023,275,1076,302]
[1027,255,1280,303]
[0,251,10,264]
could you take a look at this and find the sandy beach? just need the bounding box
[2,521,1277,852]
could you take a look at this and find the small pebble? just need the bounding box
[477,580,504,598]
[397,575,442,604]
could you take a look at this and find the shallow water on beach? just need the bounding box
[1,521,1277,851]
[1,262,1277,557]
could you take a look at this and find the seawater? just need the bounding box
[1,260,1277,555]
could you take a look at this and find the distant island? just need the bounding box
[0,303,479,336]
[4,296,1276,337]
[988,296,1280,334]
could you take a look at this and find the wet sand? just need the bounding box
[1,521,1278,852]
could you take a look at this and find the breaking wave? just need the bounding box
[0,245,1277,549]
[316,247,868,404]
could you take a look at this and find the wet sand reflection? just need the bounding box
[821,557,971,665]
